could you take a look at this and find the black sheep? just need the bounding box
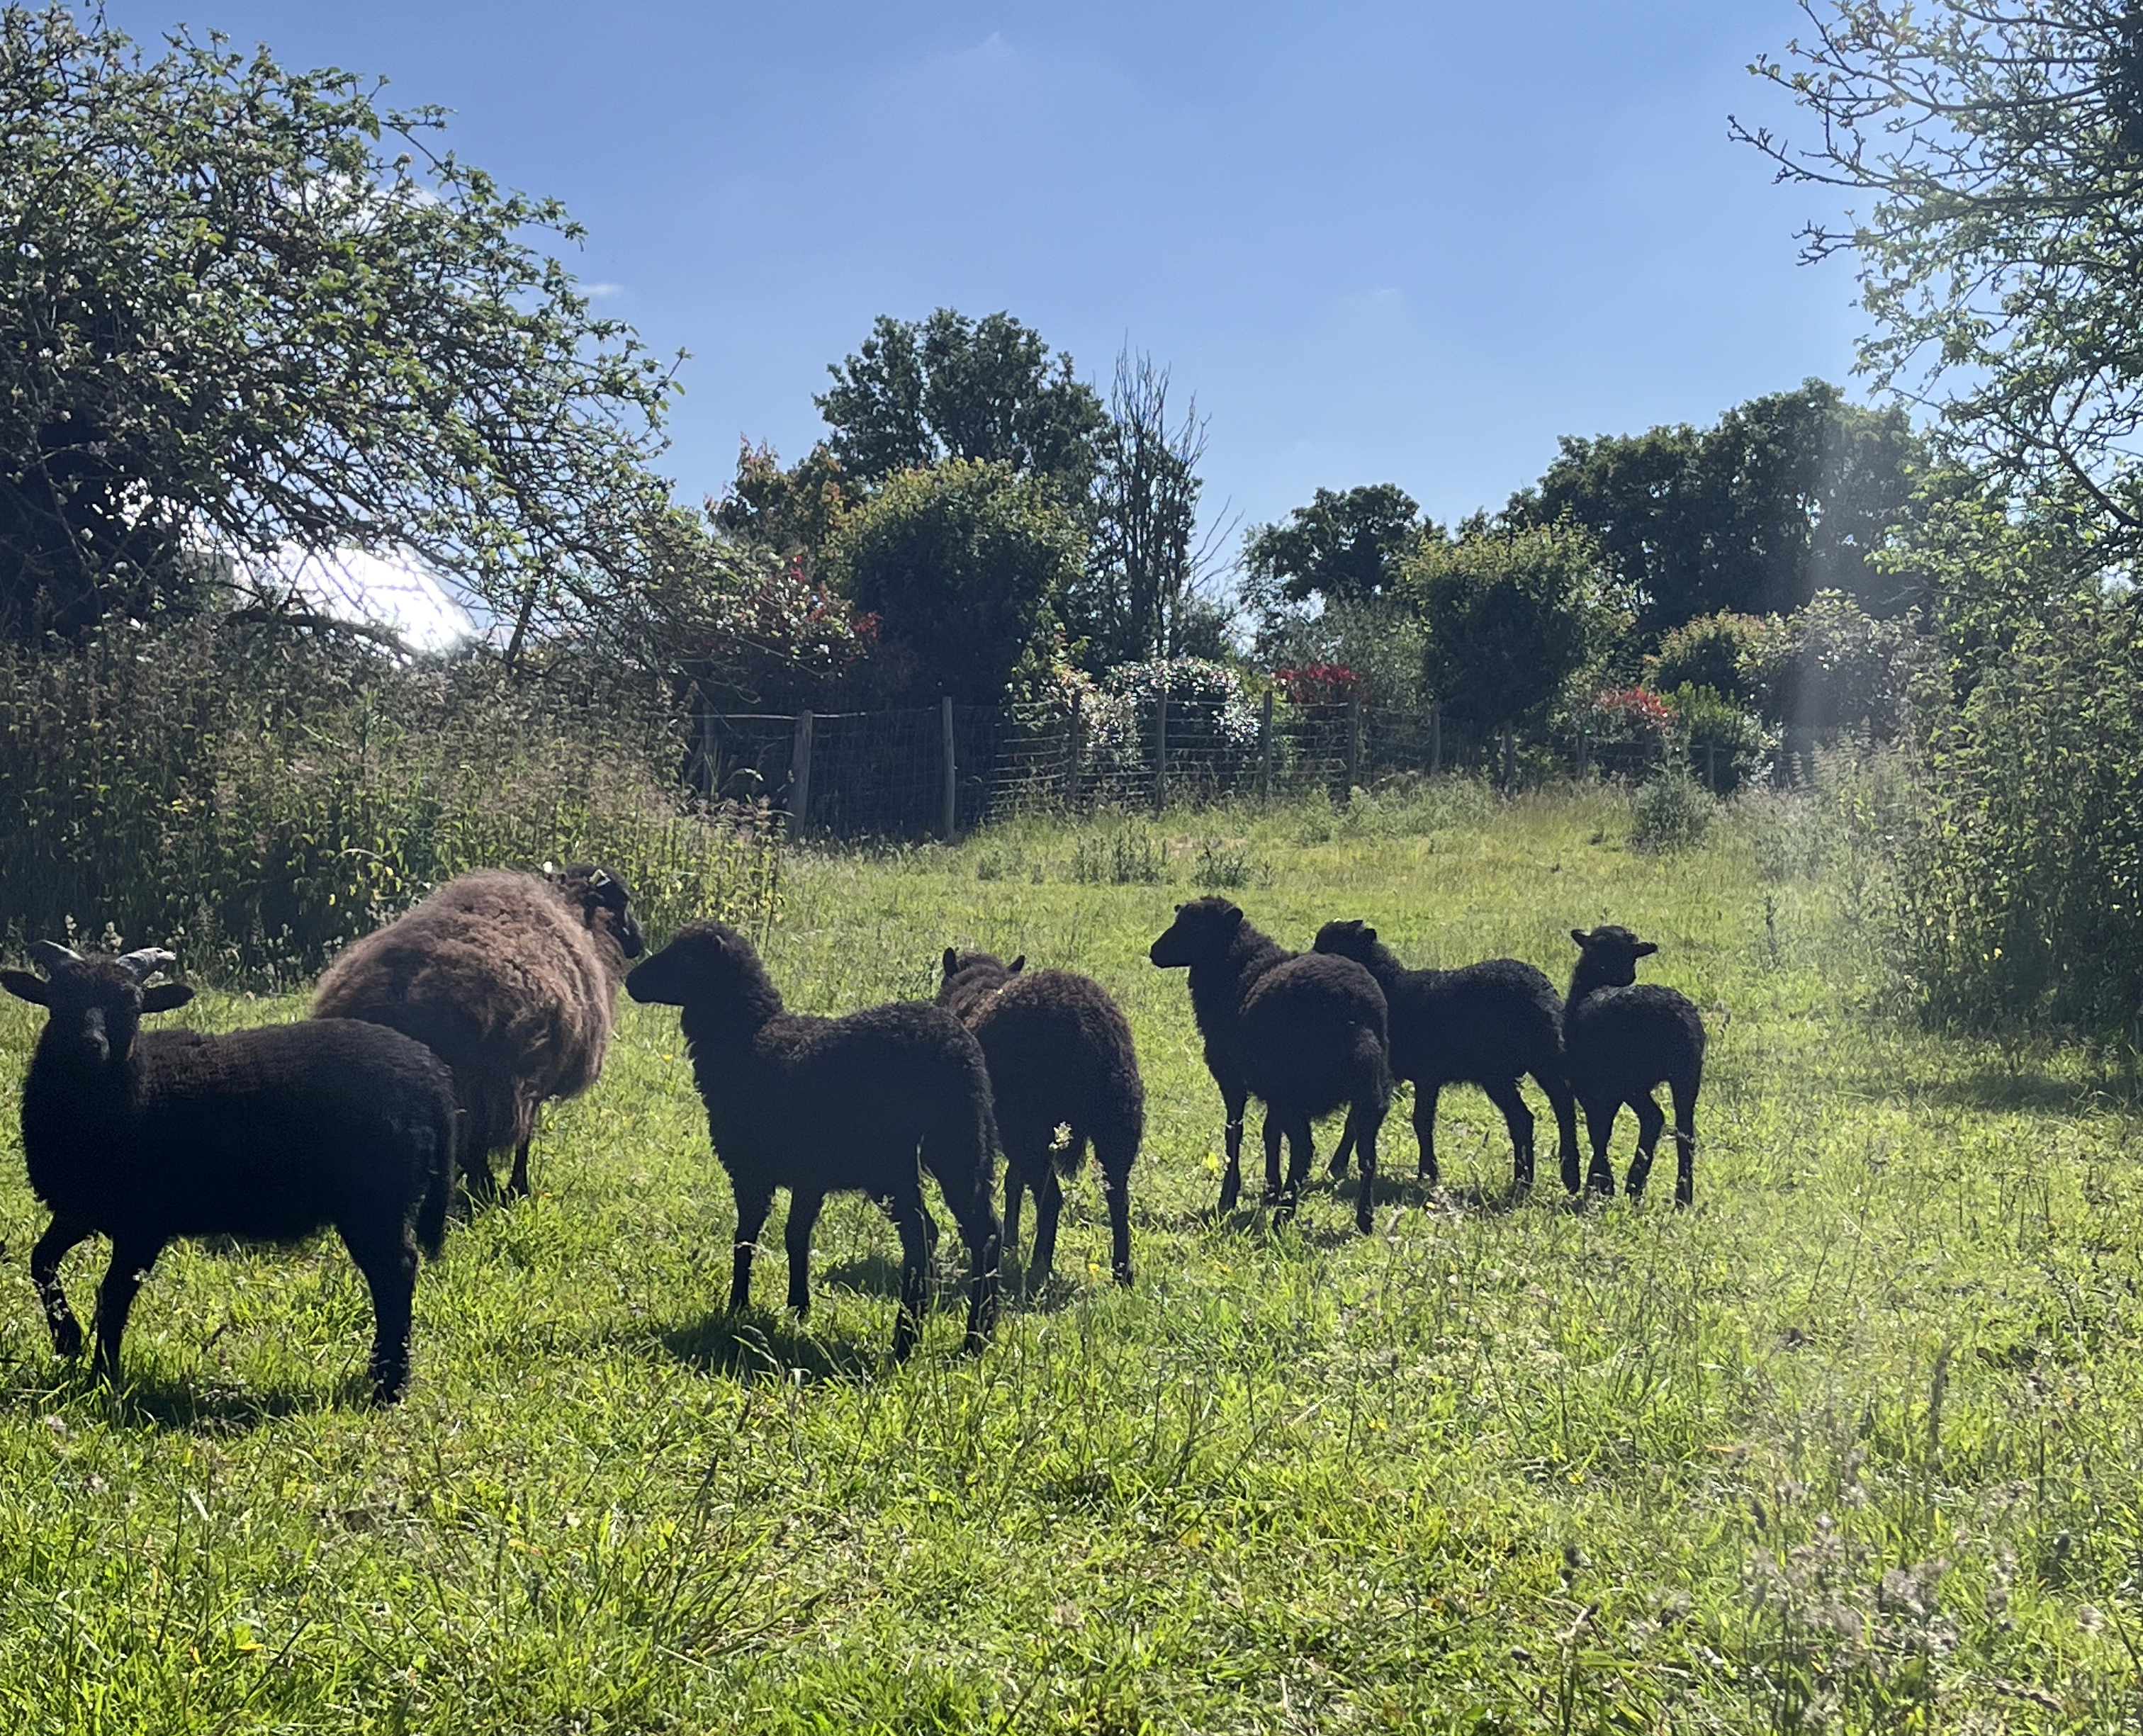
[1314,918,1580,1194]
[1,942,459,1402]
[1563,925,1708,1205]
[938,948,1144,1290]
[627,921,1001,1359]
[1148,897,1392,1231]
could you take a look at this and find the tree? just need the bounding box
[0,6,677,650]
[1738,1,2143,556]
[815,309,1105,496]
[710,439,856,568]
[1242,484,1422,605]
[833,459,1081,703]
[1511,381,1928,636]
[1081,348,1229,665]
[1411,522,1627,727]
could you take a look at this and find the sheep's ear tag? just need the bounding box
[1634,941,1659,957]
[589,869,612,891]
[941,947,958,979]
[541,860,558,877]
[1009,956,1025,974]
[142,983,196,1014]
[1570,928,1590,946]
[0,969,50,1007]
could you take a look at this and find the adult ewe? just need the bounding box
[1563,925,1707,1205]
[628,921,1001,1360]
[312,864,645,1201]
[1314,918,1578,1195]
[938,948,1144,1290]
[1149,897,1391,1231]
[2,942,457,1402]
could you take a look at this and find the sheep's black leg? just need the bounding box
[1484,1077,1535,1193]
[1328,1115,1356,1180]
[1217,1082,1247,1213]
[344,1223,420,1402]
[1028,1167,1067,1291]
[1543,1071,1582,1195]
[30,1217,92,1360]
[1261,1112,1286,1205]
[1670,1078,1700,1209]
[1626,1092,1668,1203]
[729,1181,775,1316]
[784,1190,824,1317]
[461,1152,500,1207]
[1414,1082,1443,1185]
[943,1178,1001,1353]
[1099,1151,1135,1288]
[1273,1117,1315,1227]
[507,1138,533,1200]
[1001,1161,1028,1282]
[1353,1103,1383,1236]
[884,1182,935,1360]
[1580,1099,1618,1197]
[90,1236,164,1387]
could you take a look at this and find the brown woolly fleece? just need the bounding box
[310,867,643,1199]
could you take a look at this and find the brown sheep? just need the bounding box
[311,864,646,1200]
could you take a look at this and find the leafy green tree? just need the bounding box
[1411,522,1627,726]
[1511,381,1927,635]
[1740,2,2143,558]
[1648,613,1767,704]
[0,5,675,650]
[711,440,856,568]
[1242,484,1423,605]
[815,309,1105,495]
[834,459,1081,703]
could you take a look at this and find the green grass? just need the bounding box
[0,783,2139,1730]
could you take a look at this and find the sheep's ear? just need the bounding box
[1174,903,1185,914]
[1633,941,1659,958]
[1008,955,1025,974]
[141,983,195,1013]
[1223,906,1245,930]
[0,969,49,1007]
[941,947,958,979]
[1360,925,1377,943]
[1570,928,1590,947]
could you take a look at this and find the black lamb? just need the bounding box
[938,948,1144,1291]
[1149,896,1392,1231]
[1313,918,1580,1194]
[1,942,459,1402]
[626,921,1001,1359]
[1563,925,1708,1205]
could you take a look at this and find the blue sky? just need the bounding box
[99,1,1863,543]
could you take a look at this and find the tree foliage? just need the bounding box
[1242,483,1423,606]
[1411,522,1627,726]
[814,309,1105,495]
[0,4,676,650]
[1512,381,1928,635]
[1740,1,2143,558]
[833,459,1081,704]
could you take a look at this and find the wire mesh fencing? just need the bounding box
[680,694,1708,842]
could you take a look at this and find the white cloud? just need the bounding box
[583,281,626,298]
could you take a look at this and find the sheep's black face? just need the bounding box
[0,944,193,1069]
[1312,918,1377,963]
[555,863,646,959]
[626,921,750,1007]
[1149,897,1245,969]
[1569,925,1658,988]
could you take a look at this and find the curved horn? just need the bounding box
[116,947,177,981]
[29,940,81,971]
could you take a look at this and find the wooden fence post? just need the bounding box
[940,697,957,840]
[1430,704,1442,777]
[1258,689,1274,808]
[1153,686,1168,815]
[1346,688,1363,793]
[1065,697,1084,811]
[1500,724,1514,789]
[1705,739,1718,791]
[791,710,814,835]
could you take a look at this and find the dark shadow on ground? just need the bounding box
[0,1358,340,1433]
[659,1310,878,1383]
[1896,1066,2143,1117]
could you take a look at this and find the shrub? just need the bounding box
[0,619,781,983]
[1649,612,1767,701]
[1629,765,1716,852]
[1746,591,1914,737]
[1663,684,1767,791]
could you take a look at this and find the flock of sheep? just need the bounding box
[0,867,1707,1402]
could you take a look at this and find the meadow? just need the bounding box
[0,782,2138,1732]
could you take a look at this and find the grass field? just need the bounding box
[1,783,2139,1732]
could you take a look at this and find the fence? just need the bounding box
[682,692,1751,842]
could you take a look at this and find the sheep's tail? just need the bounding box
[415,1108,459,1258]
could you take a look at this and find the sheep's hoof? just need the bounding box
[50,1320,81,1360]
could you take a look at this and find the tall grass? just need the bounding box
[0,618,780,981]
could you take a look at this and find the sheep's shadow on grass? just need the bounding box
[659,1311,877,1385]
[0,1360,335,1434]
